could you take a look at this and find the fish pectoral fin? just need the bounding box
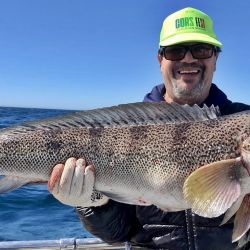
[183,158,243,218]
[232,194,250,242]
[0,176,37,193]
[220,196,244,226]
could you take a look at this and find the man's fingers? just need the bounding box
[48,163,64,192]
[48,157,105,207]
[82,165,95,200]
[59,157,76,195]
[70,158,86,197]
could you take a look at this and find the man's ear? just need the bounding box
[158,53,163,65]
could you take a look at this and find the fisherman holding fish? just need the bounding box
[46,8,250,250]
[46,7,250,250]
[1,7,249,250]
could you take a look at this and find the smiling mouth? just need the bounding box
[178,69,201,74]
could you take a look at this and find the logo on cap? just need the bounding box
[175,17,206,30]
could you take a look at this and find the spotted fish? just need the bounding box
[0,102,249,242]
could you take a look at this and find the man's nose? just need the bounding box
[180,50,198,63]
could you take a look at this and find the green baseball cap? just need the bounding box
[160,7,222,48]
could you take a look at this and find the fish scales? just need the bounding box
[0,103,250,241]
[0,103,250,211]
[0,102,250,242]
[93,115,248,209]
[0,104,249,210]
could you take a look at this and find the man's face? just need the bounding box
[158,43,219,105]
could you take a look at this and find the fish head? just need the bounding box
[242,136,250,175]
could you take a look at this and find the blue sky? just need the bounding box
[0,0,249,110]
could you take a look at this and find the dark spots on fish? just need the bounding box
[88,127,105,154]
[172,123,190,141]
[46,140,62,152]
[41,129,64,152]
[121,119,128,125]
[67,148,86,159]
[110,120,120,126]
[89,127,104,138]
[107,148,115,158]
[203,118,220,128]
[129,126,148,140]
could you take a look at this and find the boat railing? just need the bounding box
[0,238,131,249]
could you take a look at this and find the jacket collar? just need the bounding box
[143,83,232,108]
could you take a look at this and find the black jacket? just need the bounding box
[77,83,250,250]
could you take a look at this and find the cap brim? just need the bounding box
[160,33,223,48]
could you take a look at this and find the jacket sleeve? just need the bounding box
[76,200,141,244]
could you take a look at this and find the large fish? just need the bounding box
[0,102,249,242]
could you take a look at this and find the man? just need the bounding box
[48,7,250,249]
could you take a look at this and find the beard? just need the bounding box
[171,63,208,102]
[172,77,206,100]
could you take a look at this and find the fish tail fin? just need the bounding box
[183,157,247,218]
[232,194,250,242]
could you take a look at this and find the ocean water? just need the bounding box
[0,107,93,241]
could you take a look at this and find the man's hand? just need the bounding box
[48,157,109,207]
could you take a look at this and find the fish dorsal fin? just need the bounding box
[0,102,220,135]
